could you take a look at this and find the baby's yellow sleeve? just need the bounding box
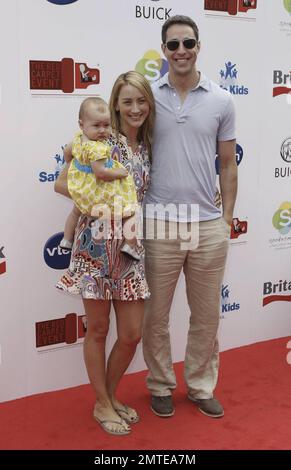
[86,141,111,163]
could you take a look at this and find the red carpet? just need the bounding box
[1,337,291,450]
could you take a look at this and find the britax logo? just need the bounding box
[39,147,65,183]
[273,70,291,98]
[43,233,71,270]
[0,246,6,275]
[135,50,168,83]
[220,284,240,318]
[263,280,291,306]
[219,61,249,95]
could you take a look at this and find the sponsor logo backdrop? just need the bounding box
[1,0,291,402]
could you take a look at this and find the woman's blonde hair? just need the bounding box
[109,71,155,159]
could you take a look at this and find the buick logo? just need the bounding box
[281,138,291,163]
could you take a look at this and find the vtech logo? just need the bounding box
[47,1,78,4]
[44,233,71,270]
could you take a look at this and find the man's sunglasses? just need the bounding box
[165,38,197,51]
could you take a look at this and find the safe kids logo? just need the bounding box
[29,57,100,94]
[272,202,291,235]
[35,313,86,350]
[219,61,249,95]
[43,233,71,270]
[273,70,291,99]
[39,147,66,183]
[220,284,240,319]
[135,1,172,20]
[0,246,6,275]
[284,0,291,14]
[263,279,291,306]
[135,50,168,83]
[215,142,243,174]
[204,0,257,16]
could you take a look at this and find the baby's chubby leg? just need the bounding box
[60,205,81,250]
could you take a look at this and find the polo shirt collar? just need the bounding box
[158,72,210,92]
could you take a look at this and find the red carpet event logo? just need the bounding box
[263,280,291,306]
[273,70,291,98]
[35,313,86,348]
[230,218,248,239]
[0,246,6,275]
[29,58,100,94]
[204,0,257,15]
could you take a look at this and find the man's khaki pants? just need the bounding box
[143,217,229,399]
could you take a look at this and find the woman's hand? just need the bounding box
[54,164,71,198]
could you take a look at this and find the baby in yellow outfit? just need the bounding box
[60,97,140,260]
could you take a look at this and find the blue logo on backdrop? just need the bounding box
[47,1,78,5]
[220,284,240,318]
[39,147,65,183]
[215,143,243,174]
[44,233,71,269]
[219,61,249,95]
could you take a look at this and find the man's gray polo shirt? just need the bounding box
[144,72,236,222]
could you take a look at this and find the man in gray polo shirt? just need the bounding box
[143,15,237,418]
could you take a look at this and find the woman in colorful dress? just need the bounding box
[55,71,155,436]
